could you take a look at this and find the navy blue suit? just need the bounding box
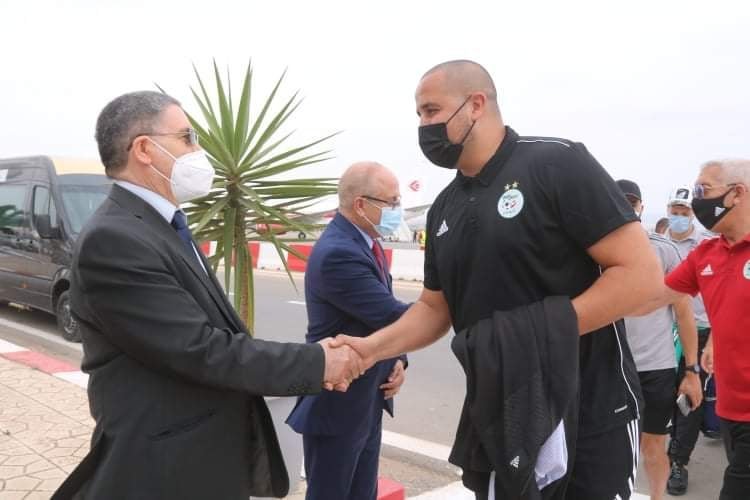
[286,212,409,500]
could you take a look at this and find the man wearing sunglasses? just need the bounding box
[53,91,363,500]
[647,159,750,500]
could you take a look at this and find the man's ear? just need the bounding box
[131,136,153,166]
[733,184,747,205]
[353,197,365,216]
[470,92,487,119]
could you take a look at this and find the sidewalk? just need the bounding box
[0,344,306,499]
[0,354,90,498]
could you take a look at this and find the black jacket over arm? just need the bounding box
[53,185,324,500]
[450,296,580,500]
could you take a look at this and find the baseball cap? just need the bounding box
[616,179,642,201]
[668,185,693,207]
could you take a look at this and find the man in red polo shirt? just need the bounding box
[661,159,750,500]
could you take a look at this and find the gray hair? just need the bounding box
[338,162,390,212]
[701,158,750,186]
[95,91,180,175]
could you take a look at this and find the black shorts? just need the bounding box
[565,419,640,499]
[472,420,640,500]
[638,368,677,435]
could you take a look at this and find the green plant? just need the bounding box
[166,61,338,331]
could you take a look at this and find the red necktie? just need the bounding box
[372,241,387,283]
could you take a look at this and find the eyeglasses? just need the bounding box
[362,195,401,210]
[693,183,736,200]
[127,129,200,151]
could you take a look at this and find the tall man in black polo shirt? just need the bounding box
[332,60,663,500]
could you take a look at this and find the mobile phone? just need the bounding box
[677,394,692,416]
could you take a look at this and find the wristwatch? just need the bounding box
[686,363,701,374]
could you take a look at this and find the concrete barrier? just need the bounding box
[256,241,287,270]
[200,240,425,281]
[389,248,425,281]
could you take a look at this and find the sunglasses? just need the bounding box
[127,128,200,150]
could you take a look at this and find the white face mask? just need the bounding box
[148,138,215,203]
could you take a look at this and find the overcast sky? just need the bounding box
[2,0,748,220]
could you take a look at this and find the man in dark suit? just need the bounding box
[287,162,409,500]
[52,91,362,500]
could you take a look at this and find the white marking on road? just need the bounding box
[0,317,83,353]
[411,481,651,499]
[381,430,453,462]
[0,338,27,353]
[411,481,473,499]
[54,371,89,389]
[288,300,306,306]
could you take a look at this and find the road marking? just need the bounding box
[381,430,453,462]
[411,481,472,499]
[54,371,89,389]
[0,317,83,352]
[0,338,26,353]
[288,300,306,306]
[412,481,650,499]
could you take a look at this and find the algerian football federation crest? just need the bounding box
[498,181,524,219]
[743,260,750,280]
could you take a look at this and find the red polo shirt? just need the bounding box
[666,233,750,422]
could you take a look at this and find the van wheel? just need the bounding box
[55,291,81,343]
[298,232,306,240]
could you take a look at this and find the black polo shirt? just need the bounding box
[425,127,643,435]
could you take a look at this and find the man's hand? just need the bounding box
[329,335,378,371]
[379,359,406,399]
[319,338,364,392]
[678,373,703,410]
[701,343,714,374]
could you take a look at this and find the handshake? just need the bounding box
[319,335,375,392]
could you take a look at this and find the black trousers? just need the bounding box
[668,328,711,465]
[719,419,750,500]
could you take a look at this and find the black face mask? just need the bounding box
[418,97,475,169]
[691,188,735,230]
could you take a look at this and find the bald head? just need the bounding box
[422,60,498,104]
[338,162,398,212]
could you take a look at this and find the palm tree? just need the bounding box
[164,61,338,331]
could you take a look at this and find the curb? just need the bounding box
[0,338,88,389]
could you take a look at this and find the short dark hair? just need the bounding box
[95,91,180,176]
[422,59,498,102]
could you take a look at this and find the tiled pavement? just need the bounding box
[0,355,91,499]
[0,354,308,499]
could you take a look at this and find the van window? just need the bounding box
[0,184,28,231]
[60,184,109,234]
[32,186,59,229]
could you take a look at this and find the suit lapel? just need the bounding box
[109,186,244,332]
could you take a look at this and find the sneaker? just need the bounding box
[667,461,688,495]
[702,429,722,440]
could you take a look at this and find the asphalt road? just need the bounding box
[0,270,729,498]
